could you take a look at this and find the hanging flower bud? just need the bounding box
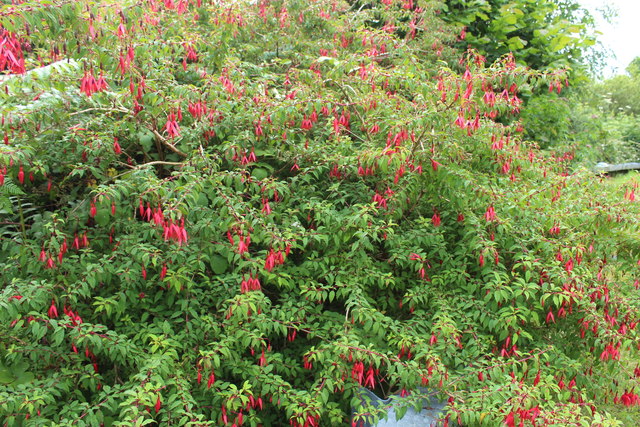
[155,395,162,413]
[48,299,58,318]
[113,137,122,155]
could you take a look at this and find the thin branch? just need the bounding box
[121,160,185,170]
[152,129,188,157]
[69,107,130,116]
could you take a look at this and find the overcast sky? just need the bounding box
[577,0,640,77]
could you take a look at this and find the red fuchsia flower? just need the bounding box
[625,188,635,202]
[431,211,441,227]
[237,233,250,254]
[372,192,387,209]
[117,22,127,38]
[504,411,515,427]
[620,390,640,407]
[164,112,181,138]
[162,218,188,245]
[48,299,58,318]
[364,366,377,388]
[113,137,122,155]
[96,73,108,91]
[264,248,285,272]
[431,158,441,171]
[454,110,466,129]
[45,256,55,269]
[17,165,24,184]
[154,395,162,413]
[0,29,26,74]
[533,370,541,386]
[546,310,555,324]
[261,198,272,215]
[207,370,215,389]
[160,263,167,279]
[63,306,83,326]
[564,258,574,273]
[188,101,207,119]
[183,43,198,62]
[240,273,261,293]
[351,361,365,384]
[300,115,313,131]
[484,205,497,222]
[90,200,97,218]
[80,71,106,97]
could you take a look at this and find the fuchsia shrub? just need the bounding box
[0,0,638,426]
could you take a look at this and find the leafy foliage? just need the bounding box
[442,0,598,75]
[0,1,638,426]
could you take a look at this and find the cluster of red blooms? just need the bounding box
[264,246,289,272]
[80,70,108,97]
[137,200,188,245]
[183,43,198,62]
[195,362,216,389]
[240,273,261,293]
[0,28,26,74]
[287,327,298,342]
[188,100,208,119]
[484,205,497,222]
[162,218,188,245]
[453,110,481,134]
[139,200,165,226]
[300,110,318,130]
[327,164,342,179]
[128,75,146,114]
[117,45,136,75]
[372,187,394,209]
[113,137,122,155]
[289,412,320,427]
[39,232,89,269]
[219,70,236,95]
[599,341,622,362]
[227,231,251,255]
[432,211,441,227]
[397,344,414,360]
[625,184,637,202]
[165,110,181,138]
[234,148,257,165]
[615,390,640,407]
[357,164,375,177]
[0,166,8,185]
[504,406,541,427]
[351,361,378,388]
[62,305,83,326]
[497,335,518,357]
[220,394,264,426]
[332,110,351,135]
[548,78,568,94]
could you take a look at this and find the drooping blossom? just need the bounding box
[165,112,181,138]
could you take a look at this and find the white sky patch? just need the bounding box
[578,0,640,77]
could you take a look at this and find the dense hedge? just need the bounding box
[0,1,638,426]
